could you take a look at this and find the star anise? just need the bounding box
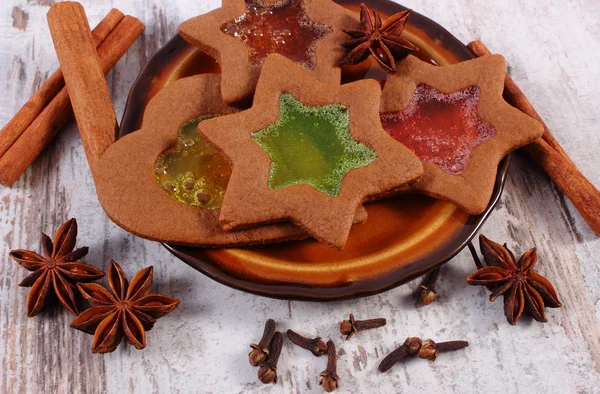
[71,260,180,353]
[467,235,562,325]
[340,4,418,73]
[9,218,104,317]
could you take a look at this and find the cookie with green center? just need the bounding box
[380,55,544,214]
[178,0,358,105]
[251,93,378,197]
[198,54,424,249]
[94,74,367,247]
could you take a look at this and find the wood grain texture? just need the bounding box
[0,0,599,393]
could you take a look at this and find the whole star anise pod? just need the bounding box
[9,218,104,317]
[340,4,418,73]
[467,235,562,325]
[71,260,180,353]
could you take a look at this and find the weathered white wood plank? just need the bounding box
[0,0,599,393]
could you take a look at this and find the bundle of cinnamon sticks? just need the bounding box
[0,7,144,187]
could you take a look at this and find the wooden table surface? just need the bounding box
[1,0,599,393]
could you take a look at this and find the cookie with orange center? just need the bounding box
[198,54,424,249]
[95,74,367,247]
[379,55,544,214]
[178,0,358,105]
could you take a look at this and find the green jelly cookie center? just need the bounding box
[251,93,377,197]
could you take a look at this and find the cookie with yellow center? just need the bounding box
[379,55,544,214]
[198,54,424,249]
[178,0,359,105]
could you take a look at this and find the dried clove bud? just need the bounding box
[319,340,339,392]
[378,337,422,372]
[287,329,328,356]
[249,318,276,366]
[404,336,423,355]
[417,339,469,362]
[258,331,283,384]
[379,337,468,372]
[339,313,387,340]
[420,287,437,305]
[418,268,441,305]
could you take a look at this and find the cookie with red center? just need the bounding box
[178,0,358,105]
[380,55,544,214]
[95,74,367,247]
[198,54,423,249]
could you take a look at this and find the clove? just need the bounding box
[257,331,283,384]
[379,337,468,372]
[340,313,386,340]
[378,337,422,372]
[249,318,276,366]
[417,339,469,362]
[287,329,328,356]
[319,340,339,393]
[418,267,441,305]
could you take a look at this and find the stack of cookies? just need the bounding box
[97,0,543,250]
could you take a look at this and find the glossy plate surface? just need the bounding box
[120,0,509,300]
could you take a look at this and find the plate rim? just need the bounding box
[120,0,509,301]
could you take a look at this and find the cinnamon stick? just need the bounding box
[468,40,600,236]
[47,2,119,176]
[0,8,124,159]
[0,12,144,186]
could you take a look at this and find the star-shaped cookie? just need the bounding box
[198,54,424,249]
[178,0,358,105]
[94,74,366,247]
[380,55,544,214]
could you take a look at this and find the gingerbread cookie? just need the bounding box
[198,54,424,249]
[380,55,544,214]
[94,74,366,247]
[178,0,358,105]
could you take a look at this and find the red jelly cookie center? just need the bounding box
[221,0,331,68]
[380,84,496,174]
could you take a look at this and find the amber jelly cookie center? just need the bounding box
[154,115,231,210]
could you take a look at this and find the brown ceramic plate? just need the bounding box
[120,0,509,300]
